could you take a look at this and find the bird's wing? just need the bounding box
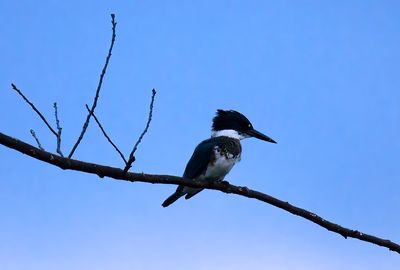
[183,138,215,179]
[163,139,214,206]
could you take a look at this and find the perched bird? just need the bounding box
[162,109,276,207]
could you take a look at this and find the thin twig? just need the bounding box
[85,104,127,164]
[68,14,117,158]
[1,131,399,255]
[53,102,64,157]
[123,89,156,173]
[11,83,57,136]
[30,129,44,151]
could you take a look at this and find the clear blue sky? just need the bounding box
[1,1,399,269]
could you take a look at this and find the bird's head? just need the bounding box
[211,109,276,143]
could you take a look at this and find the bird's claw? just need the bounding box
[221,180,230,186]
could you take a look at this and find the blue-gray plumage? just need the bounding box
[162,109,276,207]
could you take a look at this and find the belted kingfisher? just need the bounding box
[162,109,276,207]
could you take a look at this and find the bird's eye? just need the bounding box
[248,124,252,128]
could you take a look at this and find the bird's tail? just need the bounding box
[162,191,184,207]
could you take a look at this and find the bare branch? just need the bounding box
[5,13,398,258]
[68,14,117,158]
[29,129,44,151]
[11,83,57,136]
[123,89,156,173]
[53,102,64,157]
[85,104,127,164]
[1,131,399,255]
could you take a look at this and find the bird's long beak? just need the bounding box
[247,129,277,144]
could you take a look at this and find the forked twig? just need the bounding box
[85,104,127,164]
[11,84,63,155]
[68,14,117,158]
[123,89,156,173]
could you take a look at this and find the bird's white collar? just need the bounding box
[211,129,247,140]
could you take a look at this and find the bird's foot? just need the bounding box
[221,180,231,186]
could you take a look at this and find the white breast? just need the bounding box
[203,146,240,181]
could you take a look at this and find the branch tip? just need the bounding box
[123,88,156,173]
[10,83,57,137]
[29,129,44,151]
[68,14,117,158]
[53,102,64,157]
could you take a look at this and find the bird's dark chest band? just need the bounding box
[213,136,241,159]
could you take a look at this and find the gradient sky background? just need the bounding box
[1,1,399,269]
